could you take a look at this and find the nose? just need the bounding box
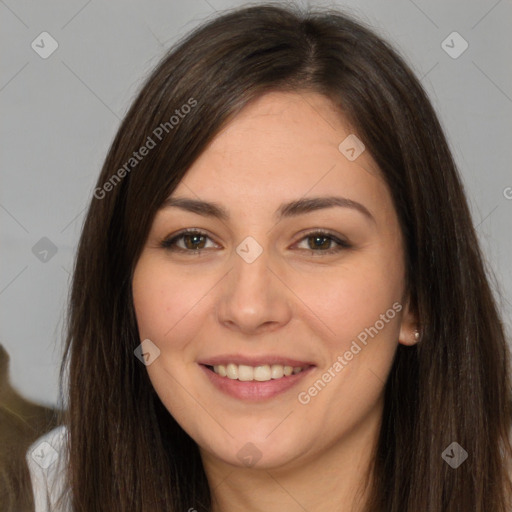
[216,243,293,335]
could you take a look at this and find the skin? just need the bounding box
[132,91,418,512]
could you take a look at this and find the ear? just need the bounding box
[398,298,420,346]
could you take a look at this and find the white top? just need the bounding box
[26,425,72,512]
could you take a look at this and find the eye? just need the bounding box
[294,230,351,255]
[160,229,351,256]
[160,229,219,253]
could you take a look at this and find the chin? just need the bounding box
[199,426,309,470]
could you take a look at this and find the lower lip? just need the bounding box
[199,364,315,401]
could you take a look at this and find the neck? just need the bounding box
[201,402,382,512]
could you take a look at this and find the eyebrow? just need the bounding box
[161,195,375,223]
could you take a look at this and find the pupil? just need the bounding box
[186,234,205,249]
[310,236,330,250]
[183,234,331,251]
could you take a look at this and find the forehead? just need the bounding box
[171,91,392,221]
[197,91,360,174]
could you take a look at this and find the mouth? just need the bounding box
[198,358,316,401]
[204,363,310,381]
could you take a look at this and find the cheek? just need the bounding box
[292,251,404,352]
[132,257,203,344]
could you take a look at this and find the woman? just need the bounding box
[26,3,512,511]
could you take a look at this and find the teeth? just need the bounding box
[216,364,227,377]
[212,363,304,381]
[226,363,238,379]
[239,364,254,381]
[271,365,284,379]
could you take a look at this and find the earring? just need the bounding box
[414,329,420,341]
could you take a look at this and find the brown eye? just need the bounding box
[182,233,207,250]
[307,234,333,250]
[295,230,351,255]
[160,230,217,252]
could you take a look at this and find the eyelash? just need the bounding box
[159,229,351,255]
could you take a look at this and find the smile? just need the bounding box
[209,363,306,381]
[200,363,315,401]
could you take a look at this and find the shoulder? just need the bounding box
[25,424,71,512]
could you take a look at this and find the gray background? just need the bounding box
[1,0,511,408]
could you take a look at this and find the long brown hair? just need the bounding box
[59,3,512,511]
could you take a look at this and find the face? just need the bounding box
[132,91,417,472]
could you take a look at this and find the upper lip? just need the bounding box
[198,354,316,367]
